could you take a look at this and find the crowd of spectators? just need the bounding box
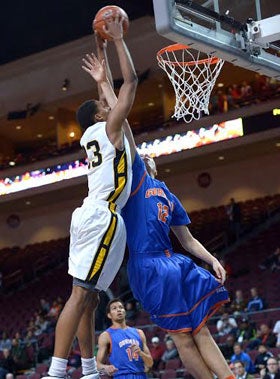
[0,297,64,378]
[0,74,279,172]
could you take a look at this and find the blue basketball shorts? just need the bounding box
[128,250,229,334]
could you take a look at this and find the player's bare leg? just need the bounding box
[76,293,99,357]
[193,325,235,379]
[53,286,94,358]
[171,332,214,379]
[76,293,99,377]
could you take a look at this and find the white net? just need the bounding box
[157,44,224,123]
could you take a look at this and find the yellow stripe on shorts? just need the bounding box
[107,150,127,203]
[86,203,118,282]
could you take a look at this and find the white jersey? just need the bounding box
[80,121,132,210]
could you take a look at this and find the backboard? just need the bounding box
[153,0,280,79]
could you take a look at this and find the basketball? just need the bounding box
[93,6,129,41]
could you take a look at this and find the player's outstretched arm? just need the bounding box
[95,30,137,160]
[171,225,227,284]
[104,16,138,141]
[95,32,114,99]
[96,332,118,376]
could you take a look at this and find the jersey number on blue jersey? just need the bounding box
[86,140,102,169]
[157,202,169,223]
[126,347,139,362]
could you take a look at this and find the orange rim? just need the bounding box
[157,43,221,67]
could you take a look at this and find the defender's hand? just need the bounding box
[82,53,107,83]
[213,259,226,284]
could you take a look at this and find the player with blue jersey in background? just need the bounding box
[97,299,153,378]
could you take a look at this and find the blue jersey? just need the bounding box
[122,152,190,254]
[106,327,146,377]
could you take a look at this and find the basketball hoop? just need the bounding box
[157,44,224,123]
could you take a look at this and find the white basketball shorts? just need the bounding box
[68,198,126,291]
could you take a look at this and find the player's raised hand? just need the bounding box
[103,14,124,40]
[212,259,226,284]
[82,53,107,83]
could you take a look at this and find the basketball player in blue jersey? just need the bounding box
[120,152,236,379]
[44,17,137,379]
[96,299,153,378]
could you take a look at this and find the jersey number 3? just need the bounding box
[87,140,102,169]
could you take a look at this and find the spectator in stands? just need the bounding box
[240,81,252,98]
[259,247,280,272]
[150,336,165,370]
[67,346,81,371]
[161,339,179,364]
[13,333,23,347]
[39,298,50,315]
[259,324,277,348]
[0,333,11,352]
[23,330,36,349]
[230,343,255,374]
[226,198,242,241]
[231,290,247,313]
[260,357,280,379]
[219,334,236,362]
[10,338,29,371]
[236,317,257,345]
[246,287,266,312]
[273,319,280,348]
[34,314,50,336]
[0,349,15,379]
[233,360,254,379]
[5,374,14,379]
[47,300,61,320]
[247,324,277,350]
[125,300,138,323]
[216,312,238,337]
[254,344,274,374]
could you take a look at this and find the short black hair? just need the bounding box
[76,100,98,131]
[106,298,125,316]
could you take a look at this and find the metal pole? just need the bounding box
[255,0,262,21]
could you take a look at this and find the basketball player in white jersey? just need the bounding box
[44,16,138,379]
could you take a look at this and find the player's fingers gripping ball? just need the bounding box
[93,5,129,40]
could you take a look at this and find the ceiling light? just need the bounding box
[37,133,43,138]
[217,83,224,88]
[218,156,224,160]
[164,168,171,173]
[69,132,75,138]
[158,84,163,88]
[148,102,154,107]
[9,161,15,166]
[48,115,54,120]
[25,201,31,205]
[15,125,22,130]
[276,142,280,147]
